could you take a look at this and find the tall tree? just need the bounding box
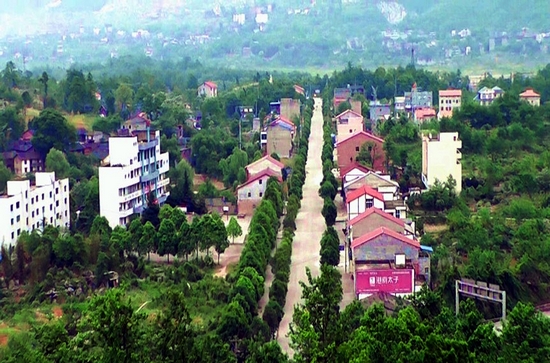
[45,148,71,179]
[139,221,156,261]
[31,109,76,156]
[157,218,177,263]
[226,217,243,244]
[38,71,49,109]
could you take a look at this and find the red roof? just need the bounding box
[415,108,436,120]
[204,81,217,89]
[345,185,384,203]
[340,162,371,179]
[439,89,462,97]
[246,155,285,171]
[520,88,540,98]
[336,131,384,146]
[349,207,405,227]
[335,109,363,119]
[237,168,282,190]
[268,116,295,129]
[351,227,420,249]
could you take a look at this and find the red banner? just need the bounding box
[355,269,413,294]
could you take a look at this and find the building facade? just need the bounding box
[198,81,218,98]
[519,88,541,107]
[336,109,364,141]
[280,98,301,121]
[476,86,503,106]
[438,89,462,119]
[422,132,462,193]
[245,155,284,179]
[0,172,70,247]
[336,131,386,173]
[265,117,295,158]
[237,169,282,215]
[99,129,170,228]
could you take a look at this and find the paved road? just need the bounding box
[277,98,325,357]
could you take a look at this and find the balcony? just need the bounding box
[158,178,170,188]
[133,205,144,214]
[123,190,142,202]
[138,139,158,150]
[157,194,168,205]
[140,170,159,183]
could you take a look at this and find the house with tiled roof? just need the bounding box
[345,185,385,220]
[336,131,386,173]
[245,154,285,179]
[475,86,503,106]
[350,226,430,298]
[237,169,282,215]
[340,162,371,185]
[348,208,414,240]
[264,116,296,158]
[198,81,218,98]
[2,139,44,176]
[414,107,436,123]
[519,88,540,106]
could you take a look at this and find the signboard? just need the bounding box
[355,269,413,294]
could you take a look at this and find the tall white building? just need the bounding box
[99,129,170,228]
[422,132,462,193]
[0,172,70,247]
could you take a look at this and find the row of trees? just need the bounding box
[263,100,313,337]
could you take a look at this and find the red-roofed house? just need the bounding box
[245,155,285,179]
[438,89,462,119]
[348,208,414,240]
[336,131,386,173]
[198,81,218,98]
[335,109,364,141]
[519,88,541,107]
[350,227,429,298]
[414,107,436,123]
[265,116,296,158]
[340,162,371,185]
[237,169,282,215]
[346,185,385,220]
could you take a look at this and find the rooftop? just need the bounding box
[520,88,540,98]
[346,184,385,203]
[351,226,420,250]
[439,89,462,97]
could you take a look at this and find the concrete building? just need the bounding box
[348,208,415,241]
[335,109,364,141]
[99,129,170,228]
[404,87,433,110]
[264,116,296,158]
[438,89,462,119]
[350,227,431,299]
[414,108,437,123]
[336,131,386,173]
[0,172,70,247]
[394,96,405,112]
[519,88,541,106]
[237,169,282,215]
[245,155,284,179]
[280,98,301,121]
[476,86,504,106]
[422,132,462,193]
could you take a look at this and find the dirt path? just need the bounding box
[277,98,325,357]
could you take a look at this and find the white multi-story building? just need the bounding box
[0,172,70,247]
[99,129,170,228]
[422,132,462,193]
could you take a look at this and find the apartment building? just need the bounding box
[99,129,170,228]
[422,132,462,193]
[438,89,462,119]
[476,86,504,106]
[0,172,70,247]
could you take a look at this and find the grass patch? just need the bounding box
[66,114,96,131]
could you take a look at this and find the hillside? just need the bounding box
[0,0,549,72]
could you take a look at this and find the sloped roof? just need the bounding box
[520,88,540,98]
[415,108,436,119]
[340,162,371,178]
[237,168,282,190]
[439,89,462,97]
[349,207,405,227]
[351,227,420,249]
[203,81,217,88]
[336,131,384,146]
[335,109,363,119]
[268,116,295,131]
[246,155,285,171]
[346,184,384,203]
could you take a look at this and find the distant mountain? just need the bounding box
[0,0,549,72]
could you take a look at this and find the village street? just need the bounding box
[277,98,325,357]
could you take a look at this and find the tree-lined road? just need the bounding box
[277,98,325,357]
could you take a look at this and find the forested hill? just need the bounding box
[1,0,549,71]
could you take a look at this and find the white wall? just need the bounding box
[422,132,462,193]
[348,195,385,220]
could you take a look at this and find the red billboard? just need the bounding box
[355,269,414,294]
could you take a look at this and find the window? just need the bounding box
[16,202,19,209]
[16,215,20,222]
[247,192,251,198]
[32,211,34,217]
[395,210,401,219]
[259,192,263,197]
[424,267,429,274]
[64,198,67,205]
[56,188,59,194]
[49,192,52,198]
[25,191,28,198]
[50,204,53,211]
[11,232,14,239]
[259,179,262,185]
[17,229,20,236]
[56,201,59,207]
[64,186,67,192]
[10,218,13,225]
[10,205,13,212]
[366,199,374,208]
[42,193,44,200]
[355,146,360,152]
